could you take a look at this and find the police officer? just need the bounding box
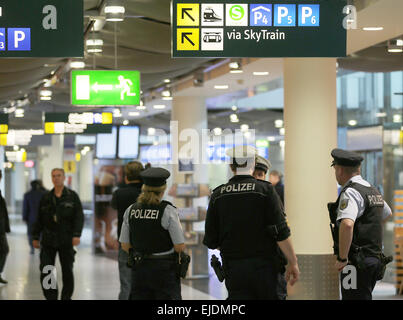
[253,155,271,181]
[111,161,144,300]
[329,148,392,300]
[119,167,185,300]
[32,168,84,300]
[204,146,299,300]
[252,155,288,300]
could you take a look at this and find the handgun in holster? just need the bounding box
[127,249,143,268]
[376,253,393,281]
[177,251,191,279]
[210,254,225,282]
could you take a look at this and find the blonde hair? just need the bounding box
[137,184,167,206]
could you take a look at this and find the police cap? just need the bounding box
[255,155,271,173]
[331,148,363,167]
[140,167,170,187]
[226,145,257,165]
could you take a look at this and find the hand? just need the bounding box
[335,260,348,272]
[32,240,40,249]
[285,263,300,286]
[72,237,80,246]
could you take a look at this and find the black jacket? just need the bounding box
[32,187,84,247]
[0,190,10,235]
[111,182,142,239]
[203,175,290,260]
[23,187,47,225]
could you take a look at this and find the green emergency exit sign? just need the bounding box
[71,70,141,106]
[0,0,83,57]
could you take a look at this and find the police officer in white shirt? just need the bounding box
[328,148,392,300]
[119,167,185,300]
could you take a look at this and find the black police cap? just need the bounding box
[140,167,170,187]
[331,148,363,167]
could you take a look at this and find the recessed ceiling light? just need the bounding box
[129,112,140,117]
[375,112,387,117]
[396,39,403,46]
[253,71,269,76]
[123,120,129,126]
[279,128,285,135]
[40,96,52,101]
[213,128,222,136]
[70,61,85,69]
[362,27,383,31]
[214,85,229,90]
[40,90,52,97]
[388,48,403,53]
[137,105,146,110]
[153,104,166,109]
[162,97,173,101]
[164,79,171,83]
[230,70,243,74]
[274,119,283,128]
[267,136,276,142]
[231,105,237,111]
[348,120,357,126]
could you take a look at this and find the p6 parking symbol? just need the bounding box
[298,5,320,26]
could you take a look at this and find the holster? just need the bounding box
[127,249,143,268]
[177,251,191,279]
[376,253,393,281]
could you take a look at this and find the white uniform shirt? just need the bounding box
[119,203,185,255]
[336,175,392,223]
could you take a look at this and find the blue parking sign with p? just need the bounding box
[250,4,272,26]
[8,28,31,51]
[0,28,5,51]
[298,5,320,26]
[274,5,296,27]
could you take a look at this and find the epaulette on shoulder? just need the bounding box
[162,200,176,209]
[212,184,225,193]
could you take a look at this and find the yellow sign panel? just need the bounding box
[177,28,199,51]
[102,112,113,124]
[45,122,55,134]
[177,3,199,26]
[64,160,76,174]
[0,134,7,146]
[0,124,8,134]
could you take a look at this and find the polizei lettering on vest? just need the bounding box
[220,183,256,193]
[130,209,159,219]
[367,194,383,206]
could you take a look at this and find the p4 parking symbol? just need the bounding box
[250,4,272,26]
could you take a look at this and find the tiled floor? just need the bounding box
[1,219,401,300]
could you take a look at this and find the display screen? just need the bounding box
[96,126,117,159]
[118,126,140,159]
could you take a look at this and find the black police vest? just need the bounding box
[328,181,384,258]
[128,200,173,254]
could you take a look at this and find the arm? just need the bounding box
[119,206,132,252]
[202,197,220,249]
[382,200,392,225]
[32,196,46,248]
[336,218,354,271]
[72,193,84,246]
[22,194,29,222]
[163,205,185,253]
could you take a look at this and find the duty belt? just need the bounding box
[142,253,176,260]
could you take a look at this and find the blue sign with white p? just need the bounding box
[298,5,320,26]
[0,28,5,51]
[250,4,272,26]
[8,28,31,51]
[274,4,296,27]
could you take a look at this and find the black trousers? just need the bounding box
[277,272,287,300]
[340,256,383,300]
[39,245,76,300]
[0,234,9,273]
[130,259,181,300]
[223,257,278,300]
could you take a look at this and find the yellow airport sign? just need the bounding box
[177,3,199,26]
[64,160,76,173]
[177,28,199,51]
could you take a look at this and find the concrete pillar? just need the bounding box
[79,150,94,204]
[171,95,209,277]
[283,58,339,299]
[38,135,64,190]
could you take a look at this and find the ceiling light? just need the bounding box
[162,97,173,101]
[40,90,52,97]
[229,60,243,74]
[230,70,243,74]
[15,109,24,118]
[253,71,269,76]
[214,85,229,90]
[388,48,403,53]
[274,119,283,128]
[162,90,171,97]
[70,61,85,69]
[375,112,387,117]
[244,131,251,138]
[123,120,129,126]
[86,39,104,46]
[230,114,239,123]
[348,120,357,126]
[86,32,103,53]
[13,145,19,151]
[362,27,383,31]
[396,39,403,46]
[164,79,171,83]
[213,128,222,136]
[148,128,156,136]
[129,112,140,117]
[388,40,403,53]
[153,104,166,109]
[240,124,249,132]
[105,0,125,22]
[231,105,237,111]
[393,114,402,123]
[267,136,276,142]
[279,140,285,148]
[136,105,146,110]
[40,96,52,101]
[279,128,285,135]
[229,62,239,69]
[113,108,122,117]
